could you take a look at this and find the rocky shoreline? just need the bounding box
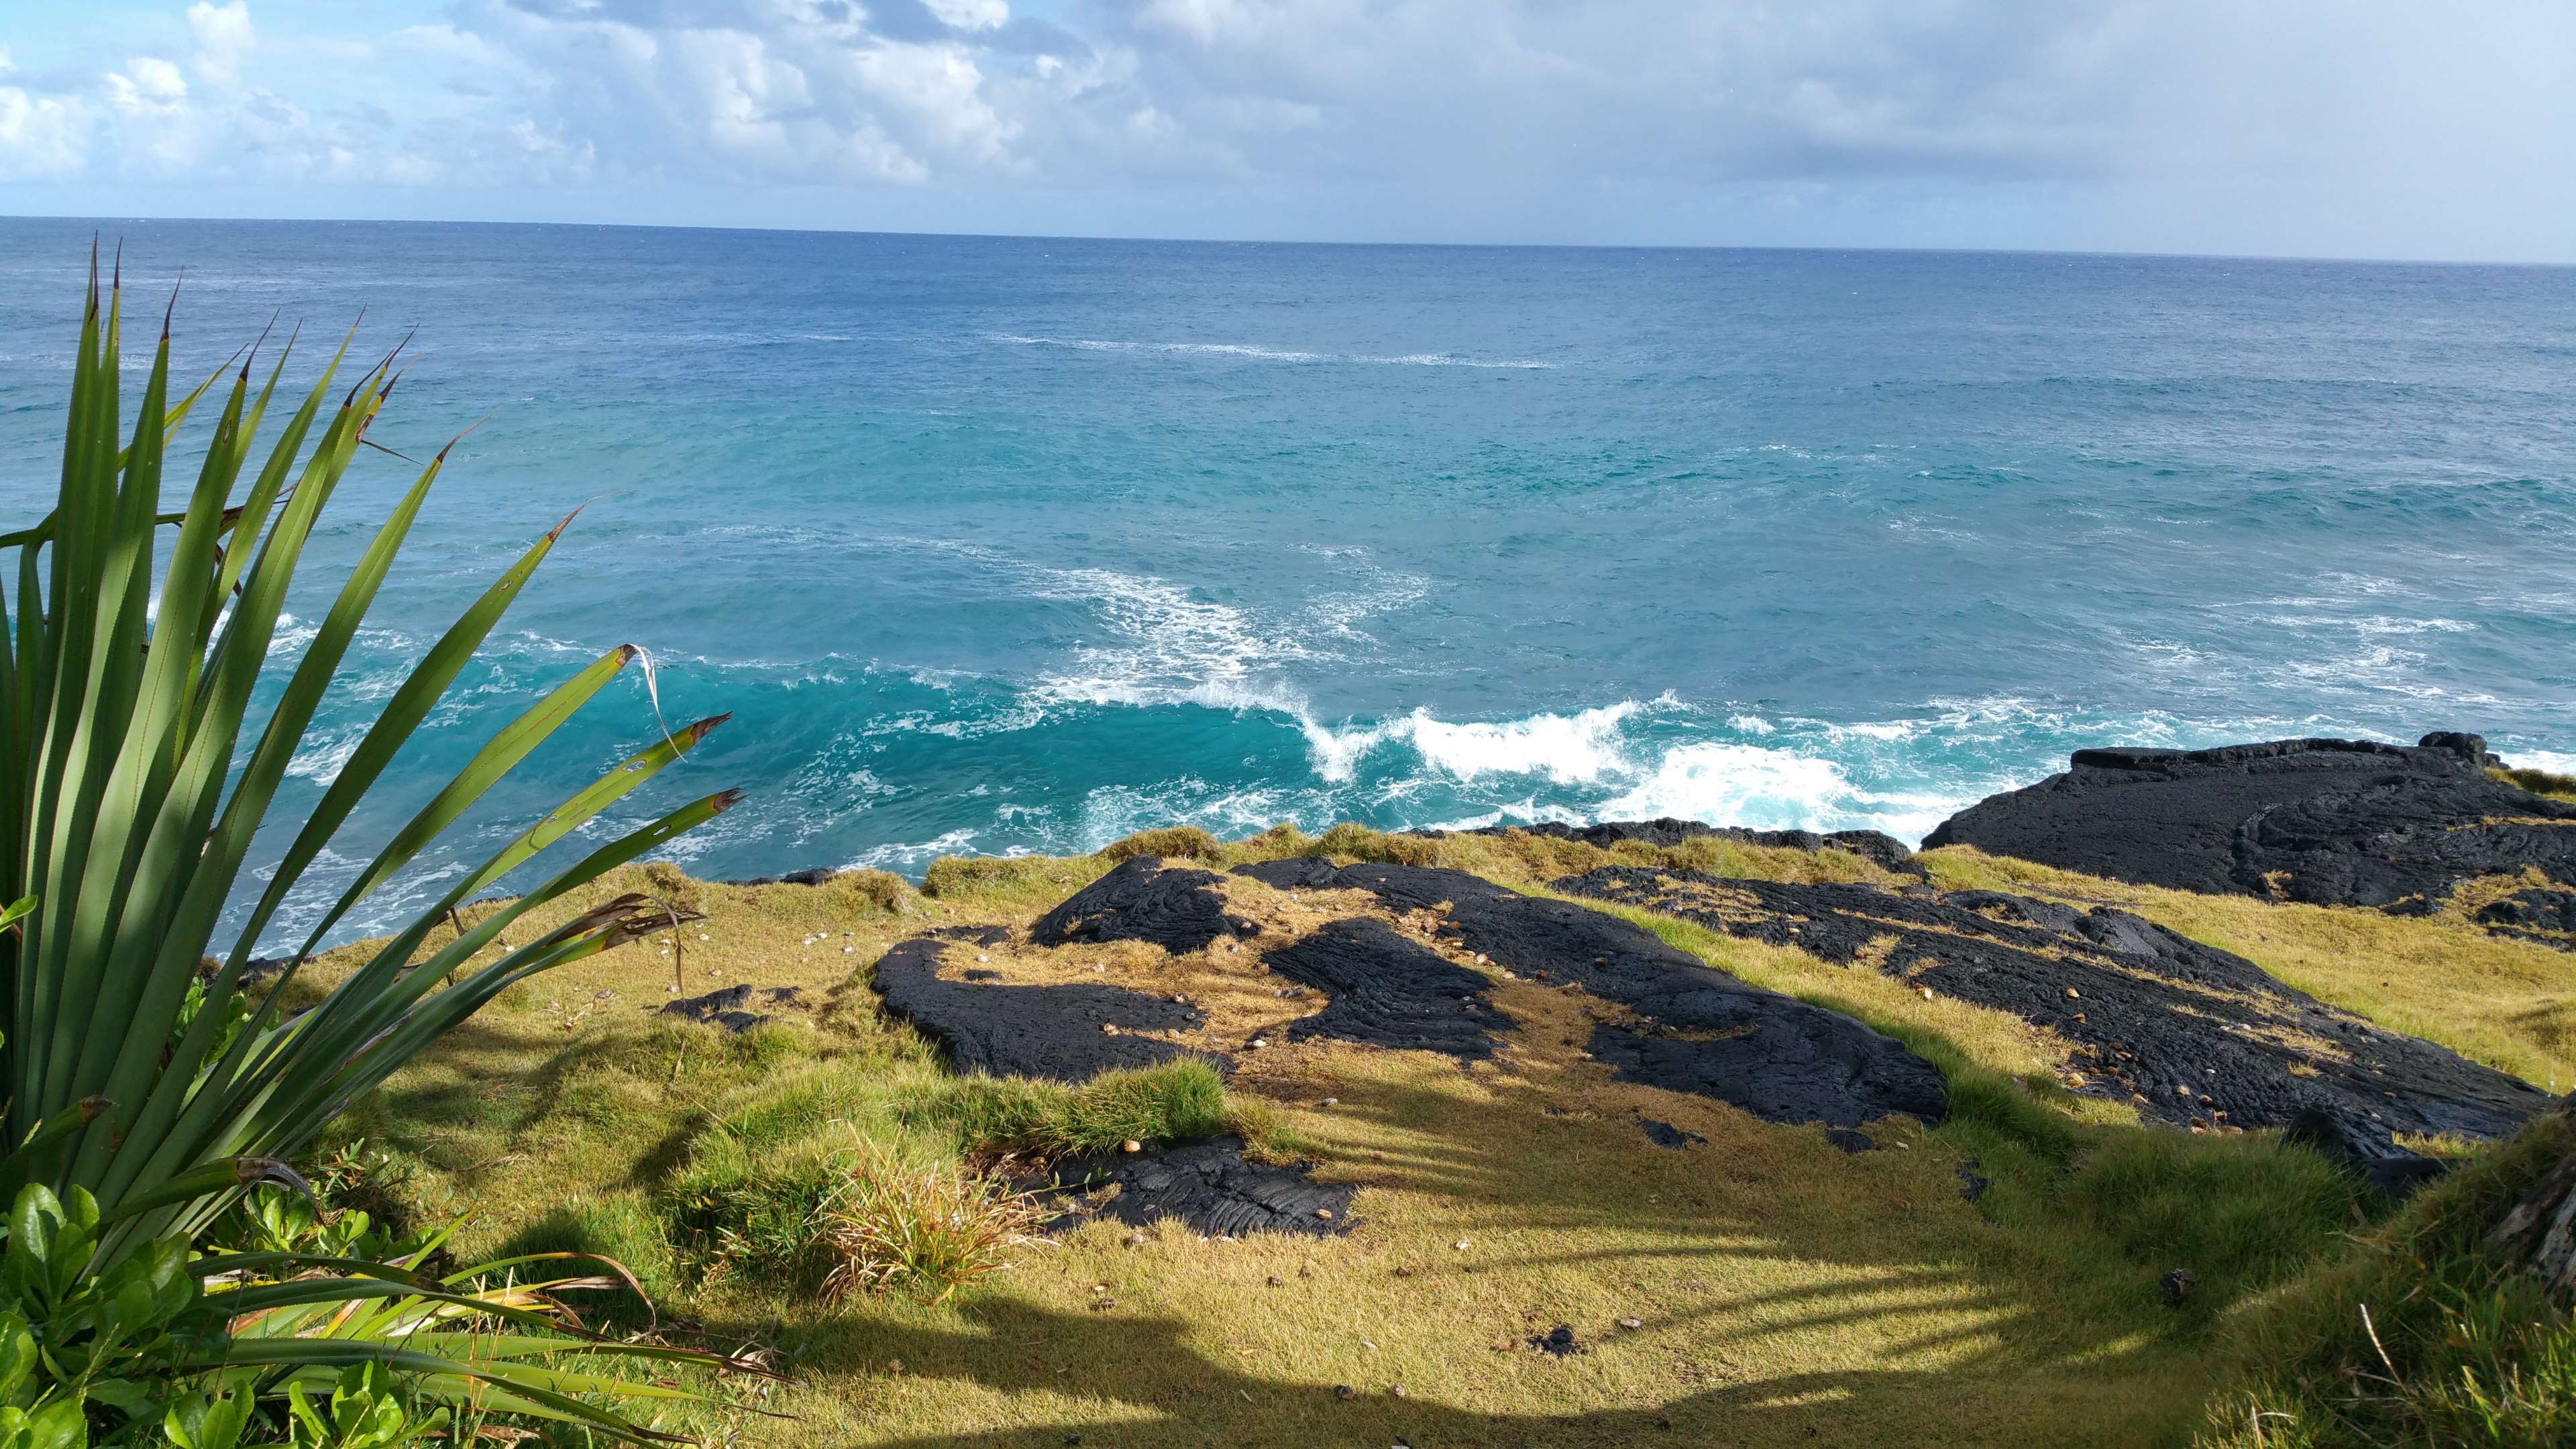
[730,729,2575,1223]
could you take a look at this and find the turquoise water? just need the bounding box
[2,219,2573,945]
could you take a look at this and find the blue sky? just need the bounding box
[4,1,2571,261]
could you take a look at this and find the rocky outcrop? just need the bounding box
[1260,917,1512,1061]
[1922,733,2576,914]
[1030,857,1261,953]
[870,935,1228,1081]
[1028,1136,1354,1238]
[1446,818,1923,877]
[720,866,845,888]
[2468,888,2576,946]
[2284,1108,2450,1201]
[661,983,807,1032]
[1554,866,2555,1152]
[1235,859,1947,1130]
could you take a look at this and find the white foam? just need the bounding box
[1726,713,1775,735]
[989,333,1552,370]
[848,828,979,869]
[1026,566,1317,713]
[1407,702,1641,784]
[285,731,362,786]
[2506,749,2576,777]
[1595,741,1963,841]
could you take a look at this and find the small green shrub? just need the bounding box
[1309,822,1438,865]
[921,854,1055,898]
[663,1146,852,1286]
[841,867,914,911]
[818,1142,1040,1305]
[923,1059,1232,1159]
[1103,826,1226,863]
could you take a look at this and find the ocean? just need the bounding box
[1,218,2571,947]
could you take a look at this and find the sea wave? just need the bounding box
[988,333,1554,369]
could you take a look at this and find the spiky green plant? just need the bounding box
[0,254,745,1440]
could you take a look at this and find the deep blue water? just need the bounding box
[2,219,2573,945]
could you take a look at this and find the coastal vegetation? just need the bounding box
[280,817,2571,1446]
[4,263,2567,1447]
[0,266,751,1443]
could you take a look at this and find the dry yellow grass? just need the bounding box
[301,824,2557,1447]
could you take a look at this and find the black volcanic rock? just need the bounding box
[1234,859,1947,1130]
[870,936,1226,1081]
[660,983,807,1033]
[1555,866,2555,1143]
[1260,917,1511,1061]
[1030,857,1258,953]
[1030,1136,1354,1238]
[2472,888,2576,945]
[721,866,844,887]
[1922,733,2576,911]
[1639,1118,1707,1150]
[2284,1108,2450,1202]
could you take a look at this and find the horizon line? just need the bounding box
[1,209,2568,272]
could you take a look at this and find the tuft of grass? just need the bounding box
[1102,826,1226,863]
[2197,1110,2576,1448]
[663,1140,855,1287]
[839,867,915,912]
[2493,765,2576,806]
[916,1059,1234,1160]
[818,1142,1042,1305]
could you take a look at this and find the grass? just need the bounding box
[297,824,2575,1446]
[2195,1109,2576,1448]
[2493,765,2576,806]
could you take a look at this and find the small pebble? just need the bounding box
[1390,1383,1408,1400]
[1392,1266,1413,1278]
[2063,987,2080,1000]
[1452,1238,1470,1250]
[1333,1385,1356,1401]
[1918,985,1935,1000]
[1122,1139,1142,1153]
[1318,1097,1338,1108]
[1248,1038,1268,1050]
[1313,1208,1334,1220]
[1298,1264,1313,1278]
[1619,1316,1644,1331]
[1267,1275,1283,1287]
[977,954,991,963]
[1125,1232,1148,1247]
[1102,1023,1119,1035]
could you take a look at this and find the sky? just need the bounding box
[1,1,2571,261]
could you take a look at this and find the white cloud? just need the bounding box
[187,1,255,84]
[7,0,2572,260]
[920,0,1009,32]
[103,56,189,115]
[0,86,89,178]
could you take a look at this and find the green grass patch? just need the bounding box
[2197,1110,2576,1448]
